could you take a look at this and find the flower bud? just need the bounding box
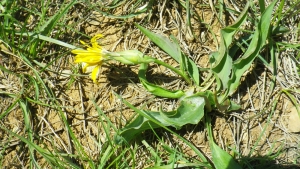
[110,50,154,65]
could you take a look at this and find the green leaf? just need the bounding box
[159,95,205,128]
[258,0,266,13]
[227,0,278,95]
[0,64,16,75]
[16,32,77,49]
[206,116,242,169]
[185,54,200,85]
[136,25,194,85]
[210,2,249,90]
[169,35,200,85]
[227,100,242,112]
[146,163,211,169]
[272,25,290,35]
[139,63,184,98]
[118,94,205,142]
[140,78,185,98]
[282,89,300,119]
[135,23,181,63]
[210,142,242,169]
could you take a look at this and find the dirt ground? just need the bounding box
[1,0,300,168]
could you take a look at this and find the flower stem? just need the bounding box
[153,58,192,85]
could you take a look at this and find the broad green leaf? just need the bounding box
[118,95,205,142]
[210,142,242,169]
[135,23,181,63]
[114,95,210,165]
[227,0,278,95]
[194,90,216,112]
[169,35,186,72]
[227,100,242,112]
[206,116,242,169]
[116,114,162,143]
[159,95,205,128]
[139,63,184,98]
[210,2,249,90]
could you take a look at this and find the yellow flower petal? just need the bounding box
[71,34,106,83]
[91,65,101,84]
[80,40,87,45]
[91,34,103,48]
[74,55,102,64]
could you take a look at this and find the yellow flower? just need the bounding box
[71,34,154,83]
[71,34,108,83]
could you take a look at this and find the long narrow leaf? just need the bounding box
[16,32,77,49]
[227,0,278,95]
[170,35,200,85]
[206,116,242,169]
[210,2,249,90]
[138,63,184,98]
[135,23,181,63]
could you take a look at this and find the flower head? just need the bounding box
[71,34,154,84]
[72,34,107,83]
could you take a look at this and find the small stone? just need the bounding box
[89,20,101,26]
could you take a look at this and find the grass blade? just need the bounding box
[16,32,77,49]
